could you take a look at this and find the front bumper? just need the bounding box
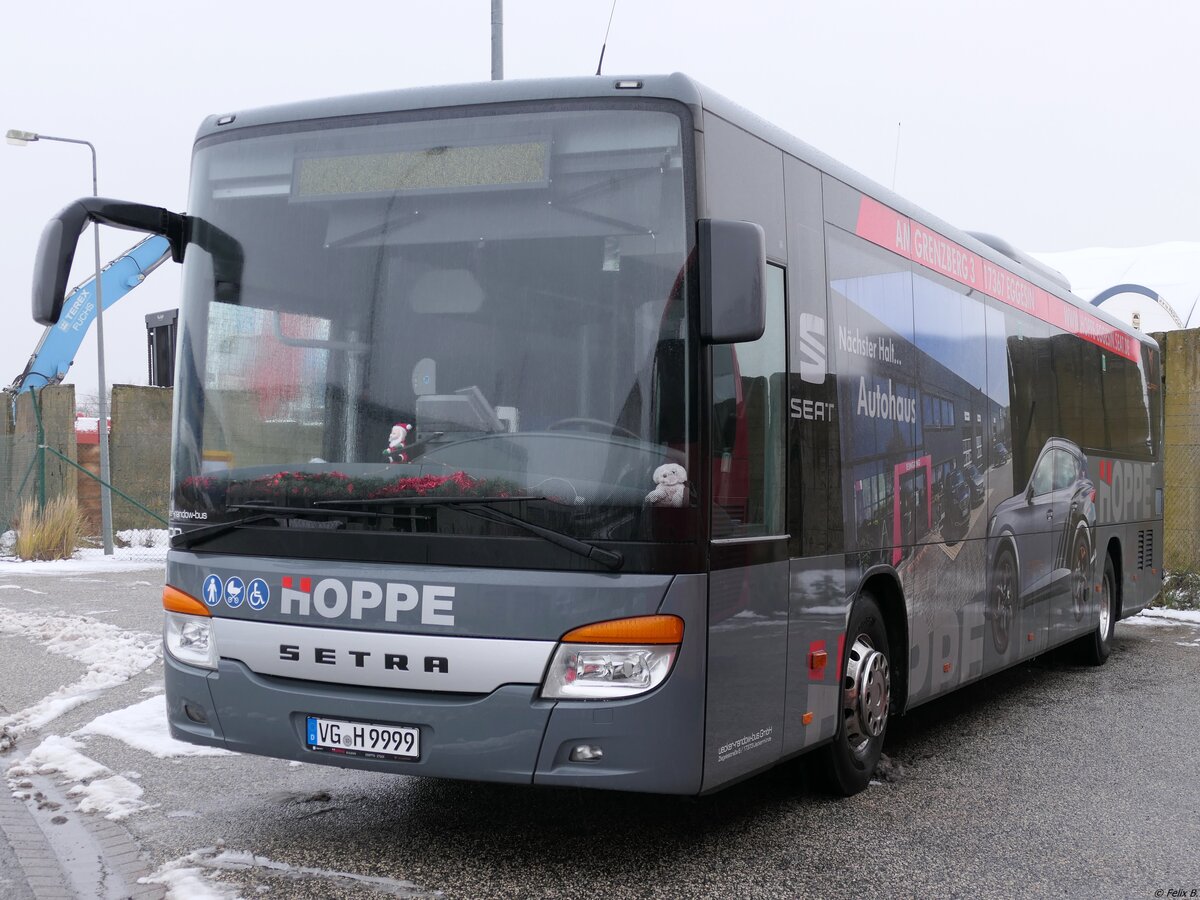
[164,628,705,794]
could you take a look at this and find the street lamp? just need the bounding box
[7,128,115,555]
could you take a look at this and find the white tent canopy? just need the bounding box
[1034,242,1200,333]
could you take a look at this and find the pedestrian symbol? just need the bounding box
[202,574,223,607]
[247,578,269,611]
[224,576,246,609]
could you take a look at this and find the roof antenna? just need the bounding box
[891,121,902,191]
[595,0,618,76]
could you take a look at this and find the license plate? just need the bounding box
[305,715,420,760]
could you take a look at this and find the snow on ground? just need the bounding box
[139,859,241,900]
[1123,607,1200,628]
[0,604,160,737]
[6,734,146,821]
[142,847,434,899]
[116,529,170,550]
[0,529,166,574]
[76,695,232,758]
[0,549,165,574]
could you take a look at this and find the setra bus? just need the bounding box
[29,74,1162,795]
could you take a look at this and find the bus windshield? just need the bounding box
[171,105,696,554]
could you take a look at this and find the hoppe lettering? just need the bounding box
[279,578,455,625]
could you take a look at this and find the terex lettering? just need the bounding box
[279,576,455,625]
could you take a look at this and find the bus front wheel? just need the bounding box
[816,593,891,796]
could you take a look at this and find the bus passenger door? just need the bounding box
[703,265,790,791]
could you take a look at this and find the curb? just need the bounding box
[0,772,164,900]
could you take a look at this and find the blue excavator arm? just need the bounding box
[9,234,172,394]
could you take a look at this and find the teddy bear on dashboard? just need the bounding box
[644,463,688,507]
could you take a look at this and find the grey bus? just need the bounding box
[29,74,1162,796]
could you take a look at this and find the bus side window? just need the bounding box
[711,264,787,539]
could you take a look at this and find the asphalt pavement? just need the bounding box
[0,566,1198,899]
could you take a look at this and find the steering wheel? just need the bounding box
[545,418,640,441]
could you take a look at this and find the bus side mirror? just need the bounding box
[32,212,84,326]
[32,197,188,325]
[698,218,766,345]
[31,197,240,326]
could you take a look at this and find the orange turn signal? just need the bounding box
[163,585,211,617]
[561,615,683,645]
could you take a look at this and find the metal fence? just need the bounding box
[0,384,170,563]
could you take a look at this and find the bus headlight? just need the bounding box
[164,612,217,670]
[542,644,677,699]
[540,615,683,700]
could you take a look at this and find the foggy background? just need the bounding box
[3,0,1196,398]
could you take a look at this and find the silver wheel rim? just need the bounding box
[843,635,890,759]
[1099,568,1113,639]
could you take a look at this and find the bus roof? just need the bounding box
[195,73,1156,356]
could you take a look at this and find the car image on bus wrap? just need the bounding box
[986,438,1097,655]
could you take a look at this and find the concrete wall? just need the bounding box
[1160,329,1200,571]
[0,398,13,528]
[109,385,173,532]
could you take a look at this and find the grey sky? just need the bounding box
[3,0,1196,396]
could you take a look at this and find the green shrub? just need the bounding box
[13,497,84,561]
[1160,570,1200,611]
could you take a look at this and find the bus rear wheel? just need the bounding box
[816,593,891,796]
[1076,554,1116,665]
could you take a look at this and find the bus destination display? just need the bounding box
[293,141,548,198]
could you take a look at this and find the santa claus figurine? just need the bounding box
[383,422,412,463]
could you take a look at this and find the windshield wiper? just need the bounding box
[171,503,404,551]
[172,511,281,550]
[453,502,624,571]
[315,495,624,571]
[176,498,623,570]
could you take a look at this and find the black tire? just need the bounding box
[989,544,1018,654]
[815,593,891,796]
[1077,553,1116,665]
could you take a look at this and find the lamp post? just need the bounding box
[7,129,115,555]
[491,0,503,80]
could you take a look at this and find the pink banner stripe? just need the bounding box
[855,196,1139,363]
